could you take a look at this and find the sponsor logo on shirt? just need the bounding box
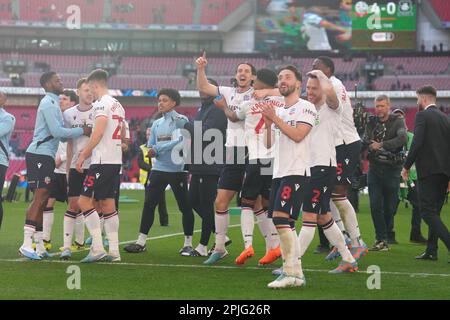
[251,99,284,115]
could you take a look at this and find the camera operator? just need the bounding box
[364,95,407,251]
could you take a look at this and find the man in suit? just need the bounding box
[402,86,450,262]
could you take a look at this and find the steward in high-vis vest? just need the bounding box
[138,143,168,226]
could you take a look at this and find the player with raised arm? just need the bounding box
[196,52,256,264]
[60,78,95,260]
[262,66,316,289]
[217,68,282,266]
[19,71,89,260]
[312,56,368,261]
[297,70,358,274]
[76,69,125,263]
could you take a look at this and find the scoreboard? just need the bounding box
[352,0,417,50]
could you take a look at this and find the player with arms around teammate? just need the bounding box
[76,69,125,263]
[262,66,316,289]
[217,68,282,266]
[60,78,95,260]
[297,70,358,274]
[196,52,256,264]
[312,56,368,261]
[19,72,89,260]
[42,89,78,250]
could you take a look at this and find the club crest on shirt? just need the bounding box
[288,108,296,115]
[244,95,250,101]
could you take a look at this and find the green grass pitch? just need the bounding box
[0,190,449,300]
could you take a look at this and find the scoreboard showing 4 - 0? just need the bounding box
[352,0,417,50]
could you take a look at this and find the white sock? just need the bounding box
[63,211,77,250]
[195,244,208,255]
[184,235,193,247]
[43,208,54,242]
[334,198,363,247]
[298,221,317,257]
[241,207,254,249]
[215,210,229,252]
[83,209,104,253]
[99,212,105,234]
[74,213,85,245]
[322,219,355,263]
[330,200,346,233]
[136,233,147,247]
[34,231,45,253]
[23,224,35,248]
[255,209,276,251]
[292,227,304,278]
[278,225,302,278]
[103,211,119,255]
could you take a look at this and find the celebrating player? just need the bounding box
[216,68,282,265]
[196,51,256,264]
[297,70,358,273]
[76,69,125,263]
[262,66,316,289]
[312,56,368,260]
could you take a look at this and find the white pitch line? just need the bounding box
[0,258,449,278]
[2,223,449,279]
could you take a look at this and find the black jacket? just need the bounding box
[184,101,227,176]
[404,105,450,179]
[364,113,407,168]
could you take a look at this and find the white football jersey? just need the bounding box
[309,102,342,168]
[272,98,317,179]
[330,76,360,145]
[63,105,94,169]
[54,142,67,174]
[91,95,125,165]
[219,86,254,148]
[236,96,284,160]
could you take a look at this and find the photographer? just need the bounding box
[364,95,407,251]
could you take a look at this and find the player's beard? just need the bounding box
[280,84,296,97]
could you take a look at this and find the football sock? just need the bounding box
[241,207,254,249]
[103,211,119,255]
[184,235,193,248]
[82,208,104,253]
[74,212,85,245]
[322,218,355,263]
[136,233,147,247]
[333,196,363,247]
[63,211,78,250]
[298,221,317,257]
[273,217,302,278]
[330,199,346,232]
[215,210,229,252]
[42,207,54,242]
[23,220,36,248]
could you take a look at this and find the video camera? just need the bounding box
[353,84,370,137]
